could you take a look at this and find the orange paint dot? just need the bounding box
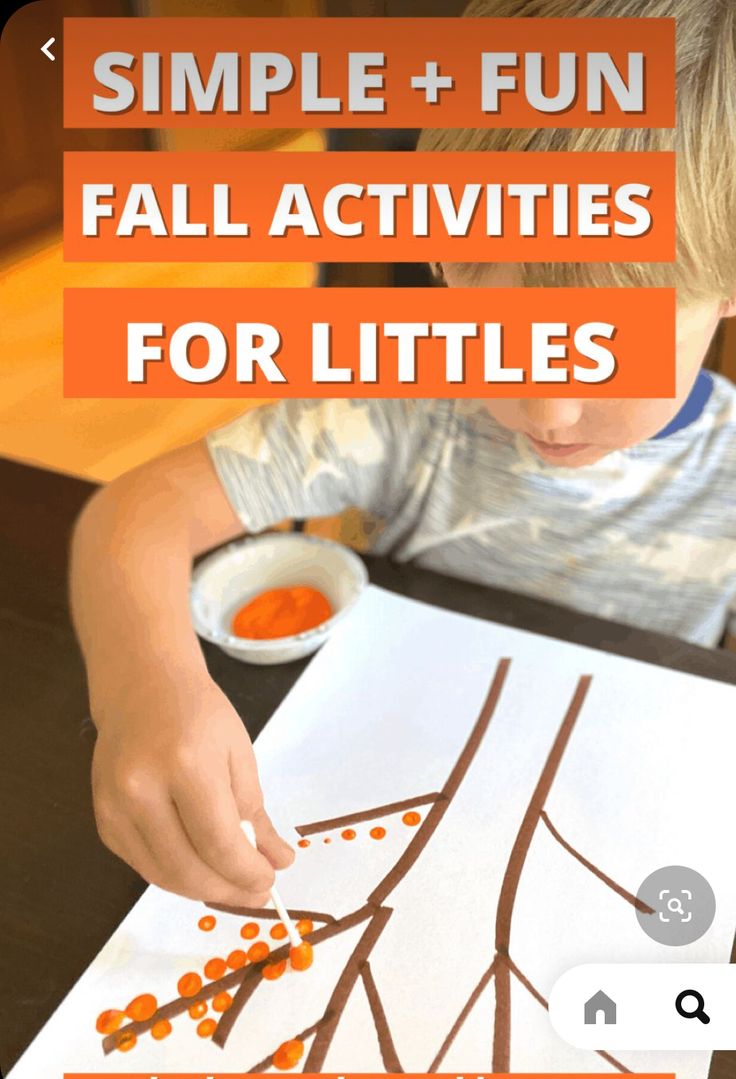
[341,828,357,840]
[297,838,310,848]
[402,810,421,827]
[289,941,313,972]
[323,837,332,844]
[273,1038,305,1070]
[212,991,233,1012]
[96,1009,124,1035]
[197,1018,217,1039]
[116,1031,137,1053]
[227,948,247,970]
[262,959,287,981]
[178,972,202,998]
[240,921,260,940]
[188,1000,208,1020]
[151,1019,172,1040]
[247,940,270,963]
[198,914,216,932]
[125,993,157,1023]
[295,918,313,936]
[370,826,386,840]
[204,957,227,981]
[270,923,288,940]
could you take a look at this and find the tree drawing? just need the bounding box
[99,657,654,1072]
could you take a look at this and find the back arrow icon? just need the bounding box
[41,37,56,61]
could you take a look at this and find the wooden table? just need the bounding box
[1,455,734,1076]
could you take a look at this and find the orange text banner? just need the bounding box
[63,17,675,129]
[63,287,675,400]
[63,151,676,264]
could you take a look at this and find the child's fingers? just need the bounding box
[96,812,212,902]
[117,825,213,901]
[171,771,275,895]
[130,796,271,907]
[229,755,295,870]
[251,805,296,870]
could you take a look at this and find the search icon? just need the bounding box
[675,990,710,1024]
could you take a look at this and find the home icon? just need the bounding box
[583,990,617,1025]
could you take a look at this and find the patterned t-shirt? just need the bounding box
[206,374,736,647]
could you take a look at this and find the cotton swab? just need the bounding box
[240,820,302,948]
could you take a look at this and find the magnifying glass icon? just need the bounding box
[675,989,710,1024]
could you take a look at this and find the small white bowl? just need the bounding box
[190,532,368,665]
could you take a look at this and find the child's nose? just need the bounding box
[519,398,584,435]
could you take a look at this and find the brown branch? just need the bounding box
[506,954,548,1009]
[369,658,511,906]
[304,906,393,1071]
[540,811,654,915]
[103,902,373,1054]
[105,661,510,1059]
[506,955,633,1075]
[428,958,497,1072]
[205,902,336,923]
[360,959,404,1072]
[99,661,643,1075]
[214,661,509,1061]
[431,947,633,1076]
[492,955,512,1072]
[492,675,592,1070]
[212,901,377,1049]
[596,1049,635,1073]
[246,1014,334,1073]
[295,792,446,837]
[102,965,246,1053]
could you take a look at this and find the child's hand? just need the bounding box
[90,675,294,906]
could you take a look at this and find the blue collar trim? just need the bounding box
[651,370,714,440]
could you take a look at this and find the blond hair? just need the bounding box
[416,0,736,304]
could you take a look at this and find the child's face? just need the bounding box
[441,262,729,468]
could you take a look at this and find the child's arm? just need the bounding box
[70,438,294,906]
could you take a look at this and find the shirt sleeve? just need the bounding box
[205,397,445,535]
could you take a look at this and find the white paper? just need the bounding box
[9,585,736,1078]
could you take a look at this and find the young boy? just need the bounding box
[70,0,736,908]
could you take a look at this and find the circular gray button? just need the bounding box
[636,866,716,946]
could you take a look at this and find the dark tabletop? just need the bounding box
[1,454,734,1076]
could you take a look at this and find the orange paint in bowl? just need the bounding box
[231,586,332,641]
